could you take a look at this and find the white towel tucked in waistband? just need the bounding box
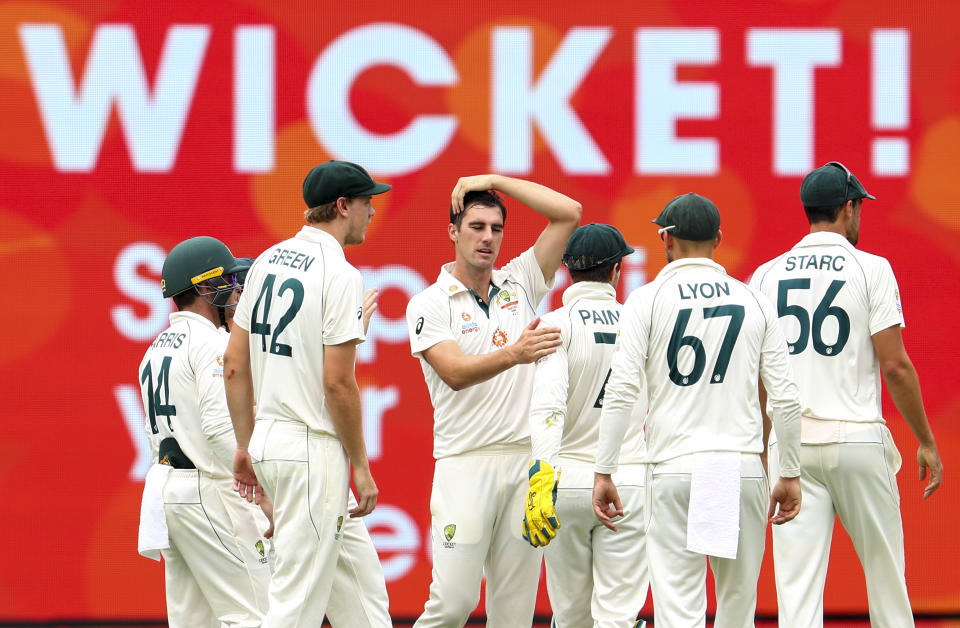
[138,463,172,561]
[248,419,274,461]
[686,452,741,560]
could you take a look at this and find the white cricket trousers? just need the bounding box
[415,445,543,628]
[162,470,271,628]
[544,461,648,628]
[326,491,393,627]
[769,428,912,628]
[646,454,767,628]
[253,421,349,628]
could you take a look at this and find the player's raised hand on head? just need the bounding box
[593,473,624,532]
[350,465,379,517]
[917,444,943,499]
[362,288,378,335]
[451,175,497,214]
[769,476,802,524]
[510,317,562,364]
[233,448,260,504]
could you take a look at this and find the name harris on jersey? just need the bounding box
[151,332,186,349]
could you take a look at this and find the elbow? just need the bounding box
[880,360,911,386]
[323,376,358,400]
[568,201,583,223]
[441,374,467,392]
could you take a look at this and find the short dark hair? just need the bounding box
[569,261,619,284]
[305,198,348,224]
[450,190,507,229]
[804,197,860,225]
[172,288,198,311]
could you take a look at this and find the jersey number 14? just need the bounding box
[140,356,176,434]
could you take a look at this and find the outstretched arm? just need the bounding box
[422,317,561,391]
[451,174,581,283]
[873,325,942,499]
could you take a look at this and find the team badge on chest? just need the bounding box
[492,328,508,347]
[495,288,519,314]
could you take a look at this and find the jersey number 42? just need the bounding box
[250,273,304,357]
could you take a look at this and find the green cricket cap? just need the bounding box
[800,162,875,207]
[652,193,721,241]
[234,257,254,286]
[302,160,391,208]
[563,223,634,271]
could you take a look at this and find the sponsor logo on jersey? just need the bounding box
[544,411,561,427]
[335,515,344,540]
[460,311,479,334]
[213,353,225,378]
[415,316,424,334]
[442,523,457,548]
[492,329,508,347]
[495,288,519,314]
[895,289,902,313]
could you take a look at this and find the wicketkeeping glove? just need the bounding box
[521,459,561,547]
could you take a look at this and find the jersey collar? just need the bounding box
[656,257,727,279]
[295,225,344,256]
[436,262,502,299]
[793,231,856,251]
[169,310,220,331]
[561,281,616,306]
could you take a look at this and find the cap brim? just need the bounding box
[360,182,392,196]
[862,192,876,200]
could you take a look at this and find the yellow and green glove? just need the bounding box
[521,459,561,547]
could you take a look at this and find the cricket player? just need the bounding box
[137,236,271,627]
[750,162,943,627]
[524,223,649,627]
[224,160,387,626]
[406,174,581,626]
[226,260,392,627]
[593,193,803,628]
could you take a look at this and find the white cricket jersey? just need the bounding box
[528,281,646,466]
[406,247,553,459]
[596,258,802,475]
[138,311,236,479]
[750,231,904,427]
[234,226,365,435]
